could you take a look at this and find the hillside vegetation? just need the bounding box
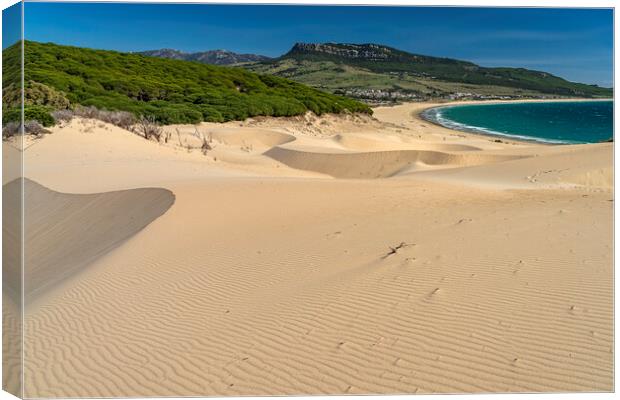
[2,41,371,126]
[247,59,550,101]
[245,43,612,101]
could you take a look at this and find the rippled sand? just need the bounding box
[4,101,612,396]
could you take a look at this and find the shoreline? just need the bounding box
[413,98,613,145]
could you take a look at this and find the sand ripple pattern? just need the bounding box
[23,180,612,396]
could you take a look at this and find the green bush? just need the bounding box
[3,81,71,109]
[3,105,55,127]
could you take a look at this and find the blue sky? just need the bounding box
[15,3,615,87]
[2,2,21,49]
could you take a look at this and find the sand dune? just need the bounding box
[264,146,524,178]
[2,152,22,396]
[331,132,483,152]
[411,142,613,190]
[14,101,613,396]
[169,126,296,150]
[2,141,21,185]
[208,128,296,148]
[3,178,175,302]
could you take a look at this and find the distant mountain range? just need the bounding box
[138,42,611,102]
[254,43,612,102]
[138,48,271,65]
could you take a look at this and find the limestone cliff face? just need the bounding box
[288,43,392,60]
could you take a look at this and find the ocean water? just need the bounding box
[422,100,613,144]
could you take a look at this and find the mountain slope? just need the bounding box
[246,42,612,101]
[2,41,370,125]
[139,48,271,65]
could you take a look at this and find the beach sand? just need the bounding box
[6,101,613,396]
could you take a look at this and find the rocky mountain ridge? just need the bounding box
[139,49,271,65]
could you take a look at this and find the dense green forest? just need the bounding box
[2,41,371,126]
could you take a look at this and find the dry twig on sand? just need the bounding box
[381,242,413,259]
[136,115,163,141]
[190,126,213,155]
[175,128,183,147]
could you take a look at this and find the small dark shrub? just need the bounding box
[24,120,50,135]
[71,106,136,131]
[136,115,163,141]
[2,122,20,138]
[73,105,100,119]
[52,109,75,122]
[100,110,136,130]
[201,137,212,155]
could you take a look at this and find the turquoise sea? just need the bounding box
[421,100,613,144]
